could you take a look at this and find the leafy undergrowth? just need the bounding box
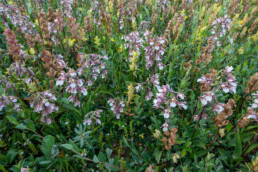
[0,0,257,171]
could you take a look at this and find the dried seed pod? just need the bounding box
[237,109,252,128]
[164,130,170,136]
[165,144,171,150]
[245,73,258,94]
[162,137,168,143]
[3,27,21,62]
[214,99,236,128]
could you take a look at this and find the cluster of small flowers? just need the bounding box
[108,98,125,119]
[30,91,58,124]
[77,53,109,83]
[156,0,171,11]
[143,30,166,70]
[83,110,102,126]
[60,0,73,12]
[8,62,32,78]
[219,66,237,94]
[56,68,87,107]
[122,31,143,59]
[0,3,35,35]
[196,66,237,121]
[117,2,125,30]
[247,92,258,121]
[153,85,187,111]
[135,74,160,101]
[89,1,102,26]
[138,21,151,31]
[153,84,187,130]
[0,95,20,112]
[211,15,231,46]
[198,66,237,106]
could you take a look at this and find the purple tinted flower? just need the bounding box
[108,98,125,119]
[83,110,103,126]
[30,91,58,124]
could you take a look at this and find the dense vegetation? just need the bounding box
[0,0,257,171]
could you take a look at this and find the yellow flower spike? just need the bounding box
[68,39,76,47]
[63,39,67,44]
[82,37,88,42]
[35,19,39,26]
[8,0,14,5]
[132,18,137,31]
[139,134,144,138]
[238,47,244,54]
[108,1,113,12]
[118,45,123,52]
[29,48,35,55]
[126,84,134,108]
[94,36,101,47]
[44,40,48,45]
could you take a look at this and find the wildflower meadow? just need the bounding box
[0,0,257,171]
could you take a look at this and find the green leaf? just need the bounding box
[41,135,55,159]
[181,149,187,157]
[0,154,8,162]
[61,144,74,152]
[226,123,232,132]
[244,143,258,154]
[7,116,19,125]
[26,121,36,131]
[217,148,229,165]
[154,149,162,163]
[98,152,107,162]
[93,155,99,163]
[15,124,27,130]
[7,149,18,163]
[233,130,242,158]
[106,148,112,159]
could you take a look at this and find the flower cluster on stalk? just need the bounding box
[136,74,160,101]
[143,30,166,70]
[108,98,125,119]
[211,15,231,46]
[247,92,258,121]
[83,110,103,126]
[122,31,143,59]
[153,84,187,131]
[29,91,58,124]
[56,69,87,106]
[195,66,237,121]
[0,95,20,112]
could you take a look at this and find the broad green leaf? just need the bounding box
[15,124,27,130]
[98,152,107,162]
[233,130,242,158]
[154,149,162,163]
[93,155,99,163]
[7,116,19,125]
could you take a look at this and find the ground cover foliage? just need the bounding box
[0,0,257,171]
